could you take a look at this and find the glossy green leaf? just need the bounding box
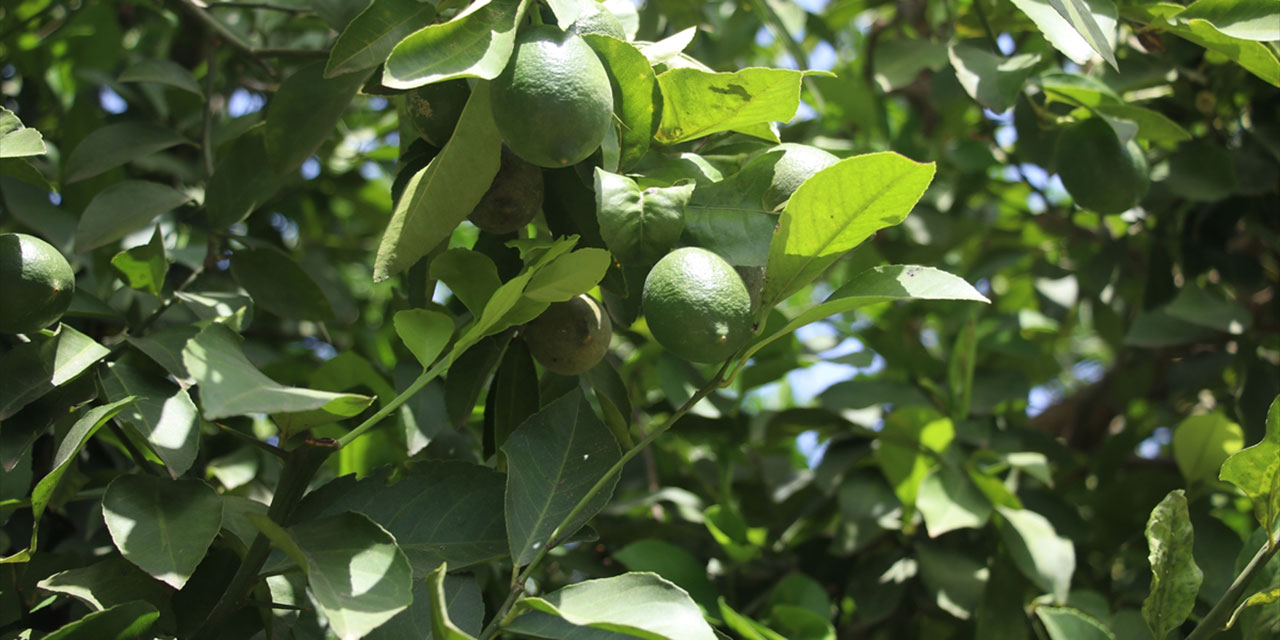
[205,124,278,227]
[41,600,159,640]
[545,0,583,29]
[374,83,502,280]
[487,339,540,459]
[102,475,223,589]
[997,505,1076,603]
[127,325,199,384]
[1178,0,1280,42]
[503,389,622,565]
[119,59,203,96]
[109,226,168,297]
[595,168,689,265]
[1136,7,1280,86]
[0,106,47,158]
[1172,412,1244,485]
[613,539,717,611]
[394,308,454,368]
[917,464,992,537]
[947,43,1042,113]
[582,35,658,170]
[1220,396,1280,534]
[426,564,479,639]
[264,61,367,173]
[325,0,437,78]
[705,504,767,562]
[258,511,414,640]
[293,461,508,575]
[524,248,612,302]
[1142,489,1203,639]
[583,358,633,449]
[182,323,373,420]
[877,409,954,518]
[383,0,530,89]
[1010,0,1117,66]
[367,567,484,640]
[506,572,717,640]
[915,544,988,620]
[36,556,176,627]
[0,325,110,421]
[230,246,335,322]
[64,122,187,183]
[719,597,789,640]
[763,153,937,307]
[1165,284,1252,334]
[76,181,190,252]
[655,67,811,144]
[431,248,502,315]
[101,361,200,478]
[1035,606,1116,640]
[947,317,977,420]
[1226,586,1280,631]
[1,397,135,563]
[1047,0,1119,70]
[0,156,53,191]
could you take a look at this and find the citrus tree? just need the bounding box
[1,0,1278,639]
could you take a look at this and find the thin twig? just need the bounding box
[174,0,326,71]
[203,1,308,14]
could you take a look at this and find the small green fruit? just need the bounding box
[643,247,753,363]
[740,143,839,212]
[0,232,75,334]
[523,294,613,375]
[469,146,545,235]
[570,3,626,39]
[405,79,470,146]
[1055,118,1149,214]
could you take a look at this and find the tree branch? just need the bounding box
[174,0,327,70]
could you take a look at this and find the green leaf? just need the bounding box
[737,265,986,382]
[293,461,509,575]
[506,572,717,640]
[394,309,454,368]
[102,475,223,589]
[1035,606,1116,640]
[719,597,789,640]
[431,248,502,315]
[264,61,367,174]
[182,323,373,421]
[119,59,203,96]
[110,226,168,297]
[766,605,835,640]
[917,464,992,537]
[503,389,622,566]
[1136,9,1280,86]
[877,409,954,520]
[583,359,633,449]
[1172,412,1244,486]
[374,83,502,281]
[367,568,484,640]
[230,246,336,322]
[997,505,1076,603]
[582,35,658,170]
[1226,586,1280,631]
[325,0,437,78]
[41,601,159,640]
[1142,490,1203,639]
[486,339,541,458]
[128,326,199,384]
[1220,396,1280,535]
[947,43,1042,113]
[36,556,176,628]
[705,504,767,563]
[1010,0,1117,66]
[915,545,988,620]
[383,0,530,89]
[1047,0,1119,70]
[0,106,47,158]
[64,122,187,183]
[595,168,689,265]
[260,511,414,640]
[205,124,278,228]
[1178,0,1279,42]
[426,564,479,639]
[0,157,54,191]
[762,153,937,307]
[1165,284,1252,334]
[1,397,135,563]
[75,180,191,252]
[524,248,613,302]
[613,539,718,612]
[545,0,583,29]
[101,361,200,478]
[655,67,810,144]
[947,317,977,420]
[0,325,110,421]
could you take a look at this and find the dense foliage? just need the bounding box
[0,0,1277,639]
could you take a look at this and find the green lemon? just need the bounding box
[0,232,75,334]
[523,294,613,375]
[740,143,839,212]
[1054,117,1149,215]
[469,145,545,235]
[405,79,471,146]
[570,3,625,39]
[642,247,753,363]
[490,25,614,168]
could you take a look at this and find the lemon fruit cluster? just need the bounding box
[523,294,613,375]
[490,25,613,168]
[642,247,753,364]
[0,232,75,334]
